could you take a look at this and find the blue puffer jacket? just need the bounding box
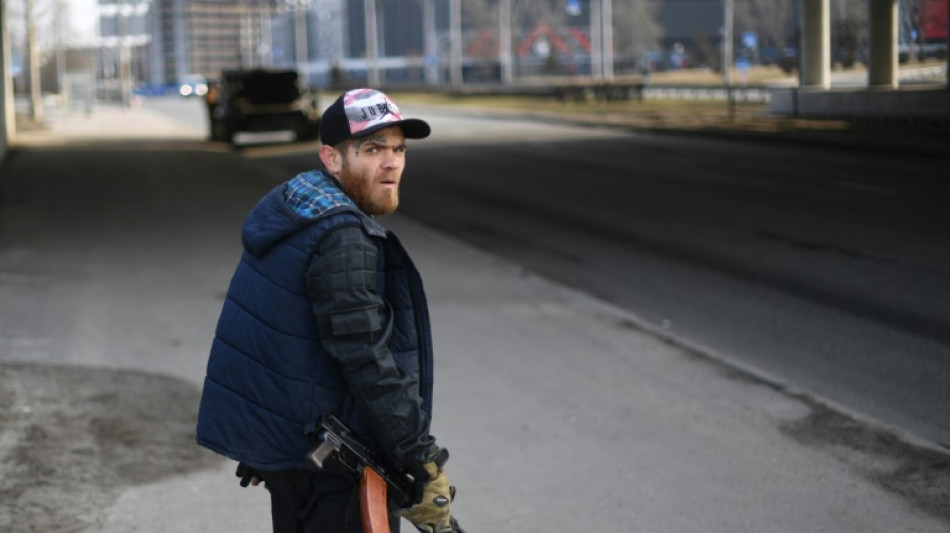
[196,170,434,472]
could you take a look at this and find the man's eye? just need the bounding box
[365,146,379,154]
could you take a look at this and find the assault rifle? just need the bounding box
[306,414,466,533]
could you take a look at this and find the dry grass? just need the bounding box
[389,91,852,135]
[377,62,947,152]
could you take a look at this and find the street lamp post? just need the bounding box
[423,0,437,85]
[722,0,733,87]
[590,0,601,80]
[499,0,512,85]
[723,0,735,118]
[449,0,462,87]
[295,0,311,83]
[364,0,380,86]
[27,0,43,121]
[602,0,613,81]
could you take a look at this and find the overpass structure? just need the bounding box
[1,2,12,161]
[1,1,949,162]
[771,0,950,122]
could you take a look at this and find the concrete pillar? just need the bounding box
[801,0,830,88]
[868,0,898,88]
[2,1,14,151]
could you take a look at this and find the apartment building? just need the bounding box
[146,0,280,86]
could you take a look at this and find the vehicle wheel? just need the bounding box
[296,121,320,142]
[210,120,234,143]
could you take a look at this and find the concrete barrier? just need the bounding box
[769,86,950,124]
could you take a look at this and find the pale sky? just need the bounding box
[5,0,98,48]
[69,0,98,41]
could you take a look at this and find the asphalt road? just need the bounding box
[255,110,950,450]
[2,99,949,531]
[413,127,950,450]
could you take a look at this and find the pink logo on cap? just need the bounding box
[343,89,404,135]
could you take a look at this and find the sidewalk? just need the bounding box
[1,103,948,532]
[95,218,950,533]
[12,99,207,147]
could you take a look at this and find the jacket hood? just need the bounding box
[241,170,375,257]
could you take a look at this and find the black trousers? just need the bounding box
[259,469,401,533]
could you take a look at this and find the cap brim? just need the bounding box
[353,118,431,141]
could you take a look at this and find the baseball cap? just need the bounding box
[320,88,431,147]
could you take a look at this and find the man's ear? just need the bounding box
[319,145,342,174]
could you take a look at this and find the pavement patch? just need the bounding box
[0,363,219,532]
[780,399,950,525]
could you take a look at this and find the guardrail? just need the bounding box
[642,86,771,103]
[444,82,773,103]
[553,83,771,103]
[899,65,947,84]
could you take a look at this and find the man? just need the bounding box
[196,88,456,533]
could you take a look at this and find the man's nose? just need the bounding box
[382,151,402,169]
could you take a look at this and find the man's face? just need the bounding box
[337,126,407,216]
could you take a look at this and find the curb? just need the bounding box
[408,103,950,161]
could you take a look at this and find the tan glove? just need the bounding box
[398,461,453,533]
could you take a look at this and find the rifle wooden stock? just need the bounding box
[308,415,467,532]
[360,467,391,533]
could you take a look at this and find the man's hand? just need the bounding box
[398,461,454,533]
[235,462,262,488]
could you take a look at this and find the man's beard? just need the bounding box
[339,170,399,216]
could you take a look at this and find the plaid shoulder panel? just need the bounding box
[283,170,356,218]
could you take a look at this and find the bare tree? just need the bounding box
[460,0,570,75]
[458,0,568,51]
[830,0,869,67]
[6,0,64,77]
[462,0,568,32]
[462,0,496,30]
[734,0,795,51]
[459,0,663,76]
[613,0,663,66]
[510,0,567,31]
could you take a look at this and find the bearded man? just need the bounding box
[196,88,456,533]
